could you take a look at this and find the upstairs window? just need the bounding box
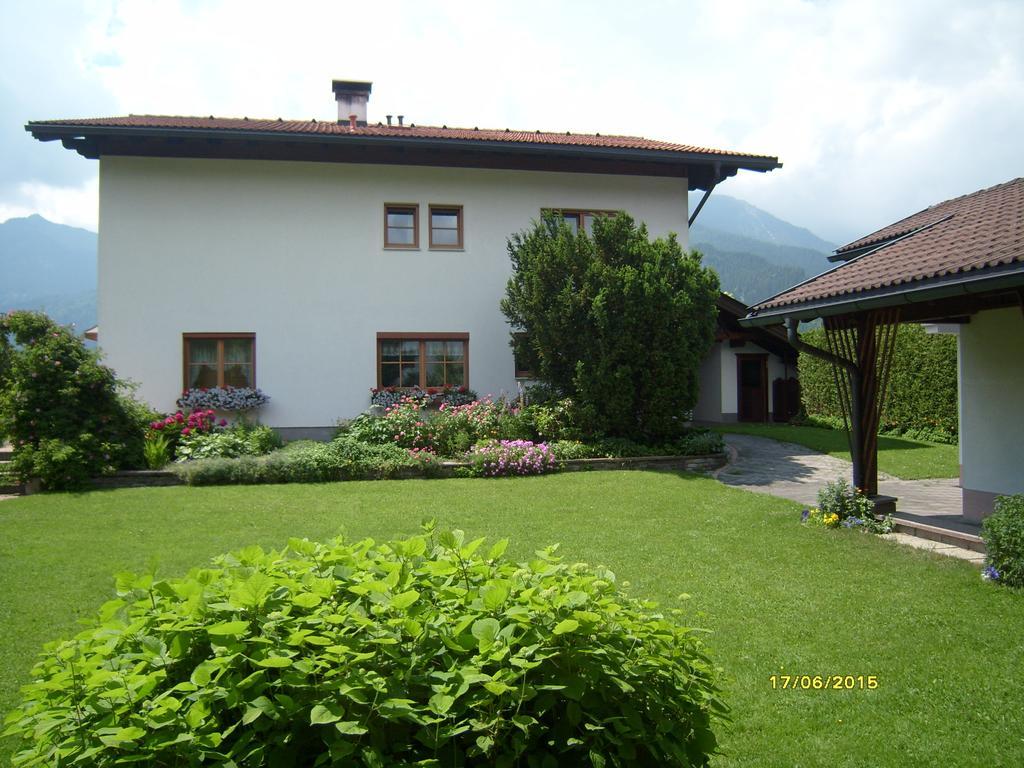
[384,204,419,248]
[377,333,468,389]
[429,205,464,249]
[184,334,255,389]
[545,209,618,235]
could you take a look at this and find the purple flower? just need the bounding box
[982,565,1000,581]
[800,509,810,522]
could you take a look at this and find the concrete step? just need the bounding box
[892,515,986,554]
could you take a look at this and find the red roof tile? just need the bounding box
[26,114,778,160]
[752,178,1024,312]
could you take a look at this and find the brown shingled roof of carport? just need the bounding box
[751,178,1024,312]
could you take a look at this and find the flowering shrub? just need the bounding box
[802,508,840,528]
[348,396,516,457]
[148,409,224,457]
[369,385,476,409]
[981,494,1024,588]
[463,439,556,477]
[801,478,892,534]
[0,311,153,489]
[817,477,875,520]
[177,386,270,412]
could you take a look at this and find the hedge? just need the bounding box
[798,324,958,443]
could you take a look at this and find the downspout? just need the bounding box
[785,318,867,490]
[688,161,721,227]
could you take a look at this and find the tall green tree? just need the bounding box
[502,213,719,442]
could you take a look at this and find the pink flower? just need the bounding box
[219,418,227,427]
[182,427,191,436]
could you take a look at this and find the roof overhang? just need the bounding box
[740,262,1024,327]
[25,122,781,191]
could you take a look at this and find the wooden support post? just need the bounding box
[856,315,879,496]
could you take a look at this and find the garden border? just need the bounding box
[75,452,728,490]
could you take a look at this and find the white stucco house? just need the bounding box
[28,80,783,438]
[743,178,1024,521]
[695,294,799,424]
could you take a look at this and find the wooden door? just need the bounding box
[737,355,768,422]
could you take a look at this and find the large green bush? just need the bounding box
[982,495,1024,588]
[2,529,726,767]
[0,311,154,489]
[502,213,719,443]
[797,324,958,443]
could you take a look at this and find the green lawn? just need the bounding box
[712,423,959,480]
[2,474,1021,767]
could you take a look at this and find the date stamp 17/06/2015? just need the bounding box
[769,674,879,691]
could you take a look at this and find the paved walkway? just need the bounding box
[715,434,981,563]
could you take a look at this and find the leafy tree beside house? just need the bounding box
[502,213,720,443]
[0,310,152,489]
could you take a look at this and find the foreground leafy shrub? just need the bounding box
[173,436,438,486]
[0,311,155,489]
[982,495,1024,588]
[2,528,725,766]
[461,439,556,477]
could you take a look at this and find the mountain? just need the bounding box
[690,194,837,254]
[688,194,836,305]
[0,215,97,334]
[696,243,808,307]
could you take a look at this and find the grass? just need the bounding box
[2,474,1022,767]
[712,422,958,480]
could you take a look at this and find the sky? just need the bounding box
[1,0,1022,245]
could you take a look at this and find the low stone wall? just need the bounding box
[89,470,184,490]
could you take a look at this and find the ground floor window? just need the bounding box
[183,333,255,389]
[377,333,468,388]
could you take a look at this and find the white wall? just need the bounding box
[718,341,792,419]
[693,344,722,421]
[98,157,689,428]
[958,307,1024,515]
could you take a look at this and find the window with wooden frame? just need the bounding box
[544,208,619,236]
[429,205,463,249]
[377,333,468,389]
[183,334,255,389]
[384,204,419,248]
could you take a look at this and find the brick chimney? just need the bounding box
[332,80,372,125]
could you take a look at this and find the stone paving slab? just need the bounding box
[881,532,986,564]
[716,433,980,563]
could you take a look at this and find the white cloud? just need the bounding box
[0,177,99,231]
[5,0,1024,243]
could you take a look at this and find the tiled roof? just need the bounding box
[26,114,778,161]
[752,178,1024,312]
